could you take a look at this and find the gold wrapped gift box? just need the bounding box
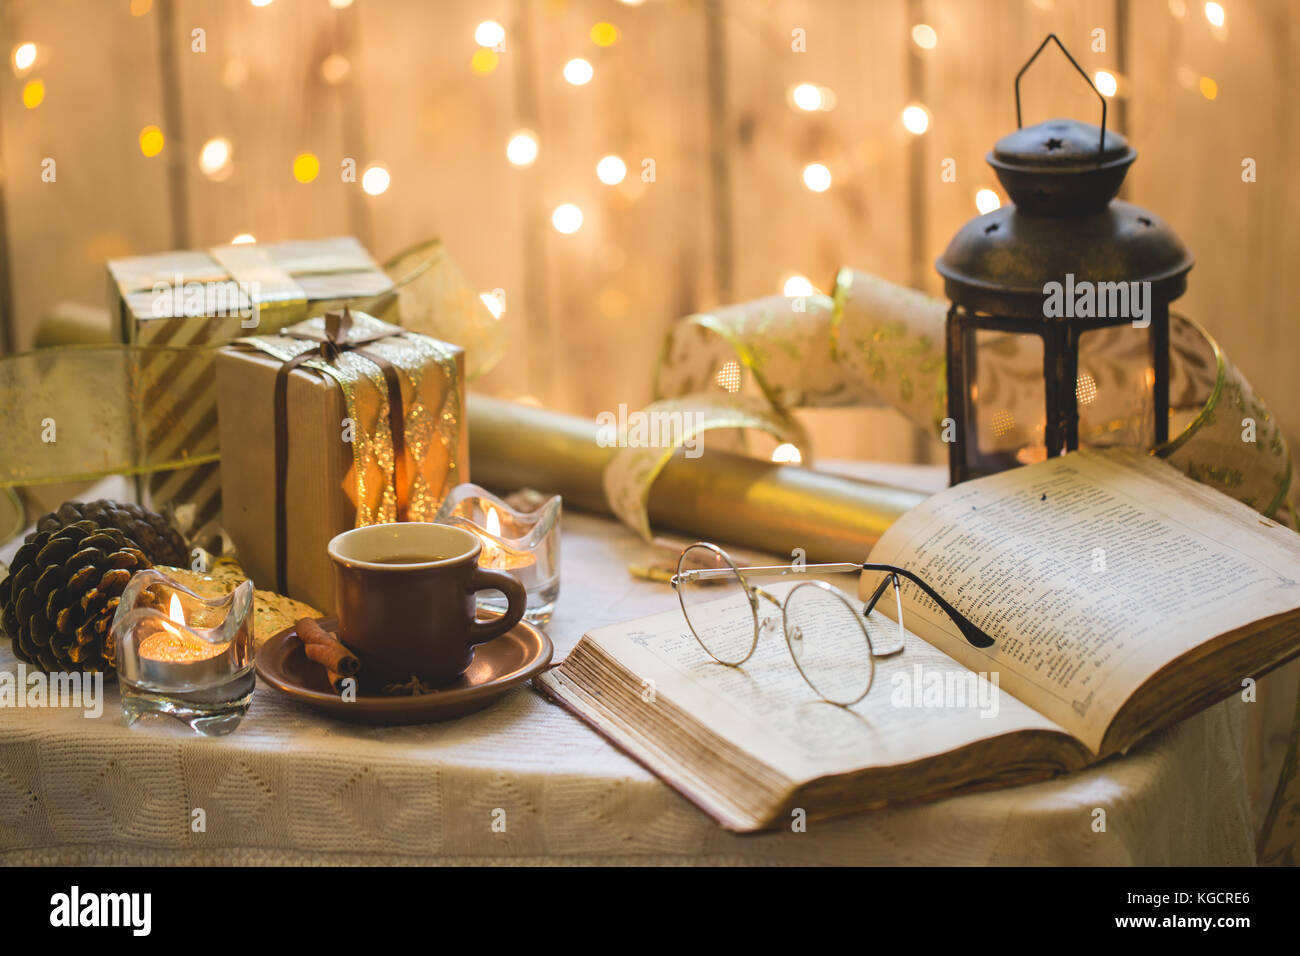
[108,237,396,542]
[217,312,468,614]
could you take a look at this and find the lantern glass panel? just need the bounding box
[971,329,1046,469]
[1076,325,1156,449]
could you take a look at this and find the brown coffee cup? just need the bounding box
[327,522,527,688]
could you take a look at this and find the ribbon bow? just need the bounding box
[271,308,412,593]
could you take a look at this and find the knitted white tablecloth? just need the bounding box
[2,474,1295,865]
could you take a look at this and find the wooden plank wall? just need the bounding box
[0,0,1296,464]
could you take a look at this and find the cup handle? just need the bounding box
[466,566,528,645]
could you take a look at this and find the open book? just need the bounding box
[536,449,1300,832]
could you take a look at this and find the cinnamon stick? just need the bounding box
[295,617,361,677]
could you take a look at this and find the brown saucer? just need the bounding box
[255,612,553,724]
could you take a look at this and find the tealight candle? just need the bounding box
[111,569,255,735]
[436,484,560,625]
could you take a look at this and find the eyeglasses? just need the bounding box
[670,542,993,706]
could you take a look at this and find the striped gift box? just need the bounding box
[108,237,395,548]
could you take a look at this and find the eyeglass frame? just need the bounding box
[670,542,995,705]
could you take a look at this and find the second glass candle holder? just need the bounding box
[435,483,561,626]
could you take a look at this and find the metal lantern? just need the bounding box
[936,35,1193,485]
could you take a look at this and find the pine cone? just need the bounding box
[0,521,151,673]
[33,499,187,567]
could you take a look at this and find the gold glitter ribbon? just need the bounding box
[235,310,463,530]
[609,267,1296,540]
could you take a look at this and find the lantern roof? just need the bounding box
[990,118,1135,216]
[937,118,1193,321]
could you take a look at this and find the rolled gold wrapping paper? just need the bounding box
[467,394,924,562]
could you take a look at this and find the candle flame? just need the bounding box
[168,593,186,626]
[486,506,501,537]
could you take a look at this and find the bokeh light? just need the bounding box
[292,152,320,182]
[139,125,165,158]
[902,103,931,134]
[471,49,499,74]
[199,137,232,178]
[596,155,627,185]
[783,274,815,296]
[475,21,505,48]
[911,24,938,49]
[552,203,584,234]
[590,22,620,46]
[975,188,1001,214]
[231,233,256,244]
[1094,70,1118,97]
[771,443,803,464]
[506,131,539,166]
[792,83,822,110]
[21,78,43,109]
[362,164,390,195]
[1204,2,1225,27]
[802,163,831,192]
[12,43,36,73]
[563,58,594,85]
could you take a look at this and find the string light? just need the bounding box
[292,152,320,183]
[802,163,831,192]
[901,104,930,134]
[320,53,350,84]
[471,49,499,74]
[198,137,232,179]
[596,155,627,185]
[911,24,938,49]
[782,274,814,296]
[130,0,153,14]
[480,292,506,318]
[138,125,165,158]
[21,78,43,108]
[552,203,583,234]
[1094,70,1118,97]
[329,0,354,8]
[362,164,390,195]
[12,43,36,73]
[1199,76,1218,100]
[563,58,593,85]
[975,188,1001,214]
[506,131,539,166]
[791,83,822,110]
[771,443,803,464]
[1204,2,1225,27]
[231,233,256,244]
[590,22,620,46]
[474,21,505,48]
[250,0,273,7]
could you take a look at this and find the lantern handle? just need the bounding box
[1014,33,1107,159]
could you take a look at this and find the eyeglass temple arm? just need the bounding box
[861,563,995,649]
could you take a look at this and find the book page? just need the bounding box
[578,579,1071,785]
[867,449,1300,754]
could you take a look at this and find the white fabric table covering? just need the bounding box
[0,469,1295,865]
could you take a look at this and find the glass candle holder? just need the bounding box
[111,569,255,736]
[435,483,561,625]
